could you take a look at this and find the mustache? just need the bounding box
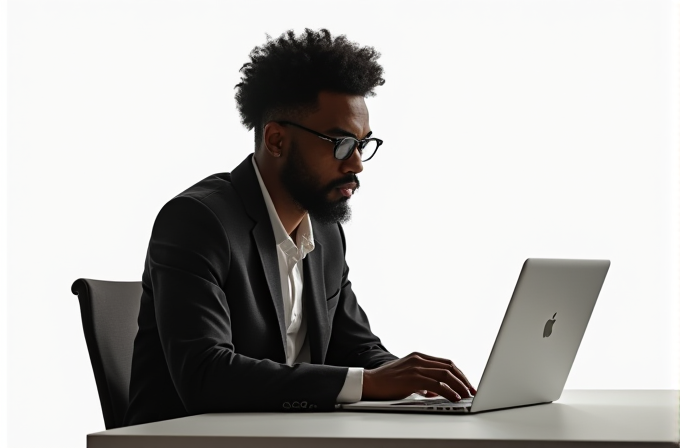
[327,174,360,191]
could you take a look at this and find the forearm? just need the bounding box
[168,347,348,413]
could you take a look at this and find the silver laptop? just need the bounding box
[340,258,610,414]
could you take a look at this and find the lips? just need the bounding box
[336,182,357,191]
[336,182,357,198]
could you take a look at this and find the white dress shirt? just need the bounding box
[251,157,363,403]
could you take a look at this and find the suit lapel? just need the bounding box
[252,222,287,356]
[303,239,330,364]
[231,155,287,358]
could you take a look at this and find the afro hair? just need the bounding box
[234,28,385,148]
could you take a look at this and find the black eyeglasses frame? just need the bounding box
[274,120,383,162]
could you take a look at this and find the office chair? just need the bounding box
[71,278,142,429]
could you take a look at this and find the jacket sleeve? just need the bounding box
[148,195,348,413]
[324,224,400,370]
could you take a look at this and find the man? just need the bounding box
[124,28,475,426]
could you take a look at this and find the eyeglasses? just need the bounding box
[275,120,383,162]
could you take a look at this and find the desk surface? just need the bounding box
[89,390,679,448]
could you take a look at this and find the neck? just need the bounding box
[254,153,305,237]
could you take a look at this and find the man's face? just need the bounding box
[279,91,370,224]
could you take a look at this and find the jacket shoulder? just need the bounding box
[174,172,233,203]
[151,172,245,237]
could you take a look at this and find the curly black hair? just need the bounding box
[234,28,385,148]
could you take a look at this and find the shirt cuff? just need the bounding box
[336,368,364,403]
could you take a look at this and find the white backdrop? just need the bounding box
[6,0,679,447]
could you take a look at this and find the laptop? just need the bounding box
[339,258,610,414]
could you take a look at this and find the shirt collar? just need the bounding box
[251,156,315,256]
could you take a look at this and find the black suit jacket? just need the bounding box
[124,155,397,426]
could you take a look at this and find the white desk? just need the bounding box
[89,390,679,448]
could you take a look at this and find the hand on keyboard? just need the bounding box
[362,352,477,403]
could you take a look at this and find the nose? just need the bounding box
[342,147,364,174]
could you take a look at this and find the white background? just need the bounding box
[5,0,679,447]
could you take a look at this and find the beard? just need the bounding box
[279,140,360,225]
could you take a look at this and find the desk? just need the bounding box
[88,390,678,448]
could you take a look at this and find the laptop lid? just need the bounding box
[340,258,610,414]
[469,258,610,413]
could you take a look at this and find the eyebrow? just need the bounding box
[324,127,373,140]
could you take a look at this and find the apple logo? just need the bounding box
[543,313,557,338]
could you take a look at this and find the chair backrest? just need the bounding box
[71,278,142,429]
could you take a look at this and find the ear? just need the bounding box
[263,122,285,158]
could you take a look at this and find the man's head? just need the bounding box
[234,29,384,224]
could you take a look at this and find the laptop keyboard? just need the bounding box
[391,397,473,407]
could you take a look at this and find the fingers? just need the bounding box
[416,367,473,400]
[427,367,472,399]
[364,353,476,401]
[431,380,463,403]
[451,365,476,395]
[415,390,438,398]
[408,352,477,395]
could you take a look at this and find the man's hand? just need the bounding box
[362,352,477,402]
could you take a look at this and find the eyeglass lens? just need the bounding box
[336,139,379,161]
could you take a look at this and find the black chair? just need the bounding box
[71,279,142,429]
